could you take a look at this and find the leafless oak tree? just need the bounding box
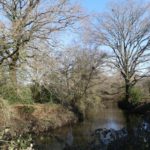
[0,0,82,86]
[88,0,150,102]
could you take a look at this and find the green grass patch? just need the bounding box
[0,84,33,104]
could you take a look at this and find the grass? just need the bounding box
[0,84,33,104]
[0,97,12,127]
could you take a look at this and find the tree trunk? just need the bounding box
[0,65,7,85]
[125,79,130,103]
[70,100,84,122]
[9,52,19,89]
[9,61,17,88]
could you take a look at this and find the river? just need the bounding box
[34,102,150,150]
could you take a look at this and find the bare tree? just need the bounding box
[0,0,82,86]
[88,0,150,102]
[29,44,107,119]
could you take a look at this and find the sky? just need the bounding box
[80,0,150,12]
[60,0,110,46]
[80,0,109,13]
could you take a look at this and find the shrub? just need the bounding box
[30,82,41,103]
[0,132,33,150]
[30,82,57,103]
[129,87,143,105]
[0,84,33,104]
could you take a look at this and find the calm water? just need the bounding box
[34,102,131,150]
[35,103,150,150]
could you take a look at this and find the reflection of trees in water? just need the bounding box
[101,116,150,150]
[65,128,73,146]
[34,106,149,150]
[108,118,150,150]
[63,116,150,150]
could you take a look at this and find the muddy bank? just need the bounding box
[1,104,77,135]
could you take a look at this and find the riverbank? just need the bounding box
[132,102,150,114]
[118,100,150,114]
[0,103,78,135]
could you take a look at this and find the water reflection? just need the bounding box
[86,102,126,130]
[34,102,128,149]
[34,102,150,150]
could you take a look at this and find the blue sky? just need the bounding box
[80,0,109,12]
[79,0,149,12]
[60,0,110,45]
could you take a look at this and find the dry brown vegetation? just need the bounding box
[0,103,77,135]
